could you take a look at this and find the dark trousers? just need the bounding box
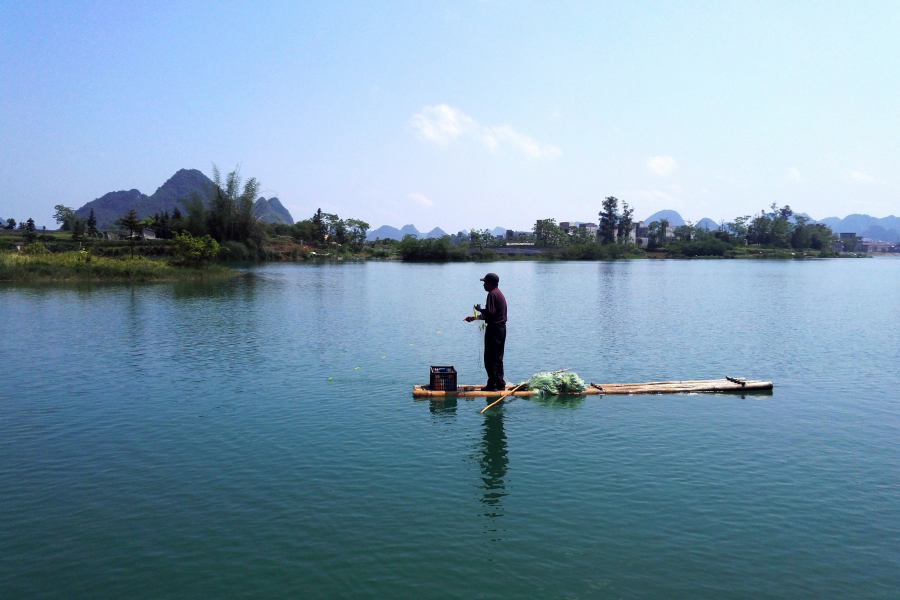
[484,323,506,388]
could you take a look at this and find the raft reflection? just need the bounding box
[428,397,457,418]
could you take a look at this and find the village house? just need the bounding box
[857,239,892,253]
[506,229,531,241]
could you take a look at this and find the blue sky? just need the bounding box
[2,0,898,231]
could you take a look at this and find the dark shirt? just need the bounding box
[479,287,507,324]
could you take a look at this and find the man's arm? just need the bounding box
[465,303,484,322]
[480,293,497,321]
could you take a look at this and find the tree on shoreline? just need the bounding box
[344,219,370,251]
[53,205,79,231]
[533,218,565,246]
[284,209,369,251]
[116,208,141,258]
[24,218,37,244]
[71,218,86,242]
[87,208,98,237]
[206,165,261,244]
[616,201,635,243]
[311,209,327,244]
[182,164,262,248]
[469,229,494,251]
[599,197,619,244]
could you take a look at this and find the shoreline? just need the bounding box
[0,245,877,282]
[0,252,238,282]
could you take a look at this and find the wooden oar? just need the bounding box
[479,368,570,414]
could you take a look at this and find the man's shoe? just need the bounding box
[481,385,499,392]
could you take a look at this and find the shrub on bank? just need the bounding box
[23,242,50,255]
[398,235,464,261]
[472,248,498,261]
[397,235,499,261]
[674,239,731,257]
[172,232,220,266]
[219,241,250,261]
[289,247,310,260]
[559,243,644,260]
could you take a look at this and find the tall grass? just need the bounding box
[0,252,236,282]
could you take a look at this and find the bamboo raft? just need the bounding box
[413,377,773,398]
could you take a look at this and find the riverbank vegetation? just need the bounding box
[656,205,841,258]
[0,250,235,282]
[3,173,865,273]
[527,199,849,260]
[396,230,502,261]
[558,242,644,260]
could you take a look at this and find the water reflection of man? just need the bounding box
[463,272,507,392]
[478,411,508,519]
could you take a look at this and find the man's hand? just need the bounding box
[464,315,477,322]
[474,304,483,311]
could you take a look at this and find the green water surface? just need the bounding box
[2,259,898,599]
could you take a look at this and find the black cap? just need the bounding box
[480,272,499,285]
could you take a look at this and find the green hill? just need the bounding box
[74,169,213,230]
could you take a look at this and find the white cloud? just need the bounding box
[850,171,876,184]
[648,155,676,176]
[788,167,803,182]
[484,124,562,159]
[411,104,561,159]
[408,192,433,207]
[410,104,475,144]
[669,183,682,192]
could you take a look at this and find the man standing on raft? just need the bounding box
[464,272,507,392]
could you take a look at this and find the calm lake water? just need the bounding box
[2,259,899,599]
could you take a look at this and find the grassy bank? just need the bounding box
[0,251,237,282]
[659,244,845,259]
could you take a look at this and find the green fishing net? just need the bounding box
[525,371,585,395]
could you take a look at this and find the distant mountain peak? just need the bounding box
[818,213,900,242]
[791,212,816,224]
[254,197,294,224]
[367,225,405,241]
[643,210,685,227]
[366,224,507,241]
[152,169,209,196]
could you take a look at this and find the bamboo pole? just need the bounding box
[479,368,570,414]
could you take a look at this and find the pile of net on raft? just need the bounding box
[525,372,586,395]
